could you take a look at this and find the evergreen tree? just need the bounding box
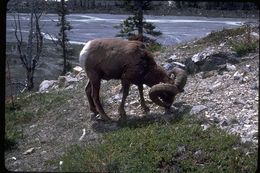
[116,0,162,44]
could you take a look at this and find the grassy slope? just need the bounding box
[60,119,257,172]
[5,25,258,172]
[5,90,73,150]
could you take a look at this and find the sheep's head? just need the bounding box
[149,67,187,108]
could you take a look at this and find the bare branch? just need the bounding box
[33,12,43,67]
[45,32,59,46]
[11,0,44,90]
[13,13,28,69]
[17,13,23,43]
[26,11,34,68]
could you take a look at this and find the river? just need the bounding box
[6,13,258,45]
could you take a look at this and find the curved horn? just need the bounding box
[149,83,178,108]
[168,67,187,92]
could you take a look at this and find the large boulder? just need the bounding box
[185,50,240,74]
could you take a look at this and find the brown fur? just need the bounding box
[80,38,176,121]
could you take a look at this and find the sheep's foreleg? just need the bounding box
[138,84,150,113]
[118,81,130,119]
[91,80,111,121]
[85,80,98,117]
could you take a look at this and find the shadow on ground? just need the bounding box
[91,102,192,133]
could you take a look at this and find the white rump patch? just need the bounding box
[79,40,92,68]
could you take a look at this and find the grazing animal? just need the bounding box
[79,38,187,121]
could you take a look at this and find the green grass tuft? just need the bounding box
[147,42,164,52]
[5,90,72,149]
[59,118,257,172]
[231,40,258,57]
[200,27,247,44]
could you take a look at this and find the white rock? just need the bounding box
[191,53,203,63]
[201,124,210,131]
[39,80,56,93]
[190,105,207,115]
[168,54,177,60]
[59,161,63,166]
[194,150,202,156]
[172,61,186,68]
[219,42,225,47]
[210,82,222,91]
[233,71,241,80]
[79,128,86,141]
[65,85,74,90]
[226,63,236,71]
[113,93,122,100]
[41,151,47,155]
[30,124,37,128]
[250,32,259,39]
[11,157,17,161]
[129,100,139,106]
[63,76,79,83]
[23,147,35,155]
[73,66,83,75]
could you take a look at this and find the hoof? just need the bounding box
[119,110,126,117]
[143,107,150,114]
[164,106,177,115]
[118,116,127,125]
[96,114,112,122]
[90,113,98,120]
[119,115,127,121]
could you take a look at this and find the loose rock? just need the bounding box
[190,105,207,115]
[23,148,35,155]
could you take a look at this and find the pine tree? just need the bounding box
[116,0,162,45]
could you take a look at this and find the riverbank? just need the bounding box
[68,8,259,19]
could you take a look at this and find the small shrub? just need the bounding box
[5,110,34,149]
[198,27,247,45]
[5,132,19,150]
[231,40,258,57]
[231,25,258,56]
[147,42,163,52]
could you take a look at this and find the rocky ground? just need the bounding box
[5,24,259,171]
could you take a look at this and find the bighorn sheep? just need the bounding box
[79,38,187,121]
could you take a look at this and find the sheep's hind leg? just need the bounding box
[138,84,150,114]
[85,80,98,120]
[91,79,111,121]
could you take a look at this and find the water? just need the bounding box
[6,13,258,45]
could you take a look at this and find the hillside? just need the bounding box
[5,24,259,172]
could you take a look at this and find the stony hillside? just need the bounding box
[5,24,259,171]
